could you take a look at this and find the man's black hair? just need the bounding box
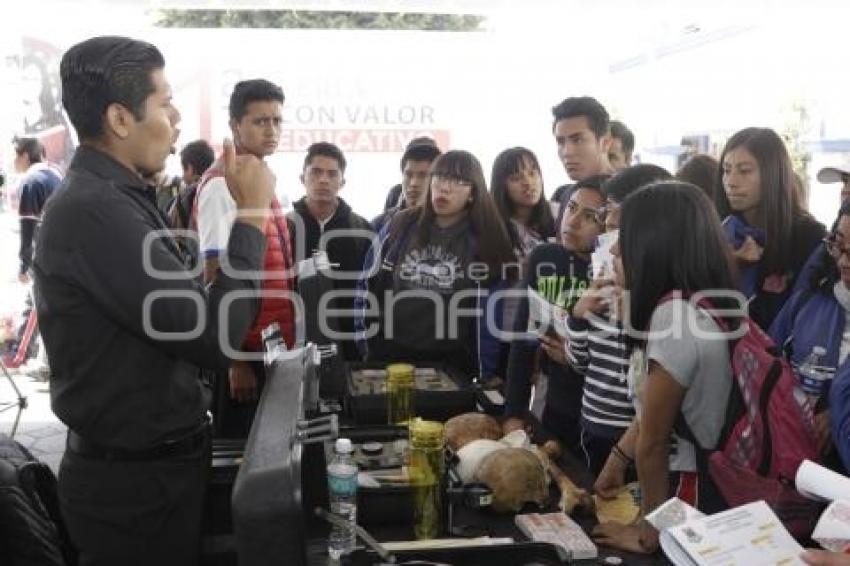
[303,141,346,173]
[675,154,719,202]
[551,96,610,139]
[609,120,635,154]
[572,173,610,195]
[555,174,610,228]
[229,79,285,122]
[400,143,441,171]
[179,140,215,176]
[13,137,45,164]
[602,163,670,203]
[60,36,165,141]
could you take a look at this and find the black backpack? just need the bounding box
[0,434,77,565]
[166,183,200,271]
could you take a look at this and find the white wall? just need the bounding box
[2,0,850,225]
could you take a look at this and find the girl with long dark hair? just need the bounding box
[490,147,555,259]
[714,127,825,330]
[593,181,741,553]
[486,148,557,385]
[355,150,516,378]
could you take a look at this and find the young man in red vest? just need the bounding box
[195,79,295,433]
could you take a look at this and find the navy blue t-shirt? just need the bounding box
[504,243,591,428]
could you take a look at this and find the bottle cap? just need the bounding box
[362,441,383,456]
[409,418,444,447]
[387,363,415,382]
[335,438,353,454]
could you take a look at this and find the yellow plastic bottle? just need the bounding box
[386,363,415,425]
[408,418,444,540]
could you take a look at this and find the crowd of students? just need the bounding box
[165,84,850,556]
[32,34,850,564]
[162,82,850,554]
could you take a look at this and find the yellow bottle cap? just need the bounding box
[410,418,443,444]
[386,363,415,381]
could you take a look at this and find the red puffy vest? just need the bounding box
[193,160,295,352]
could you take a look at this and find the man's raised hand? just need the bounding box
[223,138,275,230]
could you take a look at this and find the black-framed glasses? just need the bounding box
[824,235,850,259]
[432,174,473,191]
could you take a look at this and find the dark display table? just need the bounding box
[305,423,666,565]
[228,347,667,565]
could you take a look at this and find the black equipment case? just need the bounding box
[225,343,653,566]
[344,362,475,425]
[230,344,332,566]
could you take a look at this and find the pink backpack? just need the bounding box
[665,293,821,536]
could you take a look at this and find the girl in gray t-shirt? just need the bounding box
[591,181,742,555]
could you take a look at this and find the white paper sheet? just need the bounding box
[796,459,850,502]
[663,501,805,566]
[591,230,618,279]
[645,497,705,531]
[659,530,699,566]
[812,499,850,553]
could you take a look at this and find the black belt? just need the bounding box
[67,417,211,462]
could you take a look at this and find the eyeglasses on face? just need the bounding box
[431,174,473,191]
[824,235,850,259]
[593,202,621,224]
[565,199,604,225]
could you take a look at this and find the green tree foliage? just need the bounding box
[154,10,484,31]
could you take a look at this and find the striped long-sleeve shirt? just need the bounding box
[566,314,634,439]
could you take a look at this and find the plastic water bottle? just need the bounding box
[798,346,830,399]
[327,438,358,560]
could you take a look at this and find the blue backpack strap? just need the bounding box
[782,286,816,359]
[354,214,416,359]
[379,212,416,267]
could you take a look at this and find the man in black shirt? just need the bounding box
[34,36,276,565]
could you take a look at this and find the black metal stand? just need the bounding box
[0,359,28,438]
